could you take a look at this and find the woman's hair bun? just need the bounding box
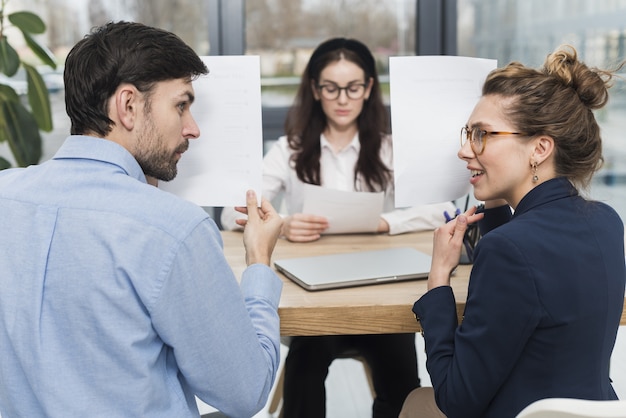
[542,45,616,109]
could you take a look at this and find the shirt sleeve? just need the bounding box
[262,136,291,204]
[150,218,283,417]
[413,231,542,418]
[377,135,456,235]
[381,201,456,235]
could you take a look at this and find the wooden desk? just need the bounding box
[221,231,626,336]
[221,231,470,336]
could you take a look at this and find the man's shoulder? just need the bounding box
[151,185,211,217]
[118,182,216,237]
[0,165,27,182]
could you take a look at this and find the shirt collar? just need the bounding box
[53,135,148,183]
[320,132,361,153]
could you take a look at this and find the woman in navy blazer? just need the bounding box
[399,45,626,418]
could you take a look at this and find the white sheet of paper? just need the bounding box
[302,184,384,234]
[389,56,497,207]
[159,56,263,207]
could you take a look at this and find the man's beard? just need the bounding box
[134,117,189,182]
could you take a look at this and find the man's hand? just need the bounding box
[239,190,283,266]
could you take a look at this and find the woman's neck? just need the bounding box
[323,124,358,152]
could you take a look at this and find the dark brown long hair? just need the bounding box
[284,37,391,192]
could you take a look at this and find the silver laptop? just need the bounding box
[274,247,432,291]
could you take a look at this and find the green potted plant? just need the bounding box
[0,1,57,170]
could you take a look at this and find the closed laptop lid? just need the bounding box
[274,247,431,291]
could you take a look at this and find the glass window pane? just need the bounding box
[245,0,417,107]
[46,0,210,55]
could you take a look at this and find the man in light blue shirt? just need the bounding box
[0,22,283,418]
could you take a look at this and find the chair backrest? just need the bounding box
[516,398,626,418]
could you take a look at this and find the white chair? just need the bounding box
[516,398,626,418]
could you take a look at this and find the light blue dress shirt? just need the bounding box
[0,136,283,418]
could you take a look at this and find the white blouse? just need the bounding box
[221,133,456,235]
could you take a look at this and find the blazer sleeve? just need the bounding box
[413,231,542,418]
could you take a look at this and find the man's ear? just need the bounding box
[114,83,140,131]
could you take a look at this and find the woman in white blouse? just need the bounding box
[222,38,454,417]
[221,45,453,241]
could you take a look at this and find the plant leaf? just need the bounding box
[23,63,53,131]
[0,87,22,145]
[0,156,11,170]
[0,84,21,103]
[0,37,21,76]
[1,100,42,166]
[0,97,6,144]
[22,32,57,69]
[8,12,46,34]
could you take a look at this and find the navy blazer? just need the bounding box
[413,177,626,418]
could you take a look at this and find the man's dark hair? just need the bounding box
[64,21,208,136]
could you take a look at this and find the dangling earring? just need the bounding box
[532,162,539,183]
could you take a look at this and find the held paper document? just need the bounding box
[302,184,384,234]
[159,56,263,207]
[389,56,497,207]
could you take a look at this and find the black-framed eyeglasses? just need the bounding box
[460,126,525,155]
[317,82,368,100]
